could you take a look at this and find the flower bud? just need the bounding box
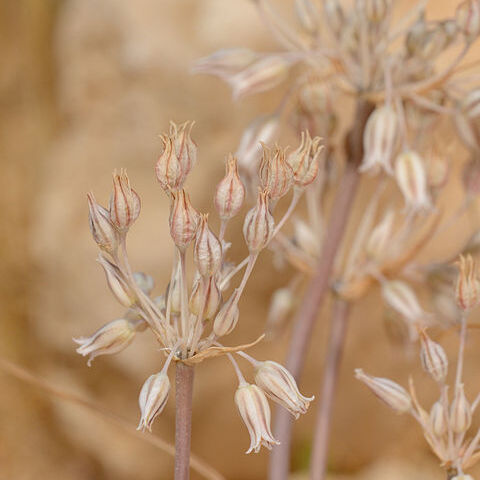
[394,150,431,211]
[213,293,240,337]
[74,318,136,366]
[456,0,480,42]
[109,169,141,231]
[255,361,314,419]
[365,209,395,260]
[430,401,447,437]
[235,383,279,453]
[133,272,155,295]
[287,132,322,188]
[259,144,294,200]
[169,189,199,251]
[229,56,291,100]
[236,115,279,178]
[295,0,319,34]
[137,372,170,431]
[243,189,275,253]
[450,384,472,434]
[455,255,480,311]
[192,48,257,77]
[455,89,480,151]
[361,105,398,174]
[194,215,223,277]
[215,154,245,220]
[355,369,411,413]
[189,276,222,319]
[98,254,135,307]
[87,193,118,253]
[382,280,425,323]
[419,331,448,383]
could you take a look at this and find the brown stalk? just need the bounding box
[0,357,223,480]
[175,362,195,480]
[269,99,374,480]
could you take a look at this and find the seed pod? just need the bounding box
[189,276,222,319]
[394,150,431,211]
[229,56,291,100]
[87,193,118,253]
[294,0,319,34]
[191,48,257,77]
[419,331,448,383]
[450,384,472,434]
[355,369,411,413]
[361,105,398,174]
[109,169,141,231]
[288,132,322,188]
[366,209,395,261]
[98,254,135,307]
[243,189,275,253]
[456,0,480,42]
[455,89,480,151]
[455,254,480,311]
[213,293,240,337]
[215,154,245,220]
[235,383,279,454]
[74,318,136,366]
[170,121,197,180]
[194,215,222,277]
[137,372,170,431]
[133,272,155,295]
[430,401,447,437]
[382,280,424,323]
[259,144,294,200]
[255,361,314,419]
[169,189,199,251]
[155,134,185,192]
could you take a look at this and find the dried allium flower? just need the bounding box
[243,189,275,253]
[74,318,136,366]
[394,150,431,211]
[255,361,314,418]
[419,331,448,383]
[169,189,199,251]
[429,400,448,436]
[455,255,480,311]
[98,254,135,307]
[259,144,294,200]
[287,131,322,188]
[137,372,170,431]
[109,169,141,232]
[450,384,472,434]
[171,121,197,180]
[155,134,185,192]
[235,383,279,453]
[213,293,240,337]
[87,192,118,254]
[189,276,222,319]
[214,154,245,220]
[194,215,223,277]
[355,369,411,413]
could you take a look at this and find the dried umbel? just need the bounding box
[214,155,245,221]
[235,383,279,453]
[109,169,141,232]
[455,255,480,311]
[259,144,294,200]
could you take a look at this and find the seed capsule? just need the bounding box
[235,383,279,454]
[255,361,314,419]
[259,144,294,200]
[355,369,411,413]
[455,255,480,311]
[419,331,448,383]
[169,189,199,251]
[87,193,118,253]
[109,169,141,231]
[194,215,223,277]
[74,318,136,366]
[189,276,222,319]
[213,293,240,337]
[215,154,245,220]
[288,131,322,188]
[243,189,275,253]
[137,372,170,431]
[430,401,447,437]
[450,384,472,434]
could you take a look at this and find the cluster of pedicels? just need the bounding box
[74,121,316,453]
[193,0,480,341]
[356,255,480,479]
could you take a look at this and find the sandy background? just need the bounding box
[1,0,480,479]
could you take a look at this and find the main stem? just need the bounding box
[175,362,195,480]
[310,299,350,480]
[269,99,373,480]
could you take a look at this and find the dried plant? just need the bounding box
[194,0,480,479]
[75,122,316,479]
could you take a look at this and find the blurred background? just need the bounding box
[1,0,479,479]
